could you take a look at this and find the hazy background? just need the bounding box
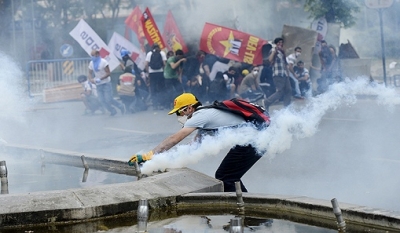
[1,0,400,66]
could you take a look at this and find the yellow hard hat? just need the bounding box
[168,93,198,115]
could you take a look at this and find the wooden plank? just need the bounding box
[43,83,82,103]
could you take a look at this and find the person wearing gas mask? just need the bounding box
[237,66,265,107]
[286,47,304,99]
[128,93,263,192]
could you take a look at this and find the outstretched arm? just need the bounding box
[152,127,197,154]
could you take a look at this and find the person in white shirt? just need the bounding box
[286,46,303,99]
[88,50,125,116]
[145,43,167,110]
[77,75,104,115]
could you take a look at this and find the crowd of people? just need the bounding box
[75,37,343,193]
[78,38,342,116]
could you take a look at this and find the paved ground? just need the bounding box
[2,84,400,213]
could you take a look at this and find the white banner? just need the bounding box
[311,17,328,55]
[107,32,146,70]
[69,19,119,71]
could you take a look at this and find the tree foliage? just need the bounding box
[304,0,360,28]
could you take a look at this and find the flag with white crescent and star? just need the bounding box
[199,23,268,65]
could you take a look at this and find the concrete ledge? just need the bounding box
[0,168,223,227]
[177,193,400,231]
[2,144,400,231]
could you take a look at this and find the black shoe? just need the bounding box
[294,94,305,99]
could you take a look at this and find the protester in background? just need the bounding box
[120,49,141,76]
[185,51,209,99]
[317,40,334,93]
[164,49,186,108]
[237,66,265,107]
[118,67,137,113]
[88,50,125,116]
[145,43,167,110]
[202,52,230,82]
[202,52,218,81]
[222,66,238,99]
[128,93,264,192]
[294,61,311,97]
[166,50,174,59]
[233,68,246,91]
[264,38,292,111]
[286,46,303,99]
[208,71,228,101]
[135,71,150,105]
[259,59,275,98]
[328,45,342,83]
[183,50,209,102]
[77,75,104,115]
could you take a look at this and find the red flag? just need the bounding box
[141,7,166,50]
[199,23,268,65]
[163,10,188,53]
[125,6,146,51]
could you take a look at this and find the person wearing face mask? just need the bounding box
[120,49,141,76]
[237,66,265,107]
[128,93,264,192]
[264,37,292,111]
[286,47,304,99]
[88,50,125,116]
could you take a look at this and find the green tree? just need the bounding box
[32,0,132,58]
[304,0,360,28]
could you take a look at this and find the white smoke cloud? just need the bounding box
[141,77,400,174]
[0,51,30,123]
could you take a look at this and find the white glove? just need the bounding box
[94,78,101,84]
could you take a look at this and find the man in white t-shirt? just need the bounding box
[286,46,303,99]
[128,93,265,192]
[88,50,125,116]
[145,43,167,110]
[77,75,104,115]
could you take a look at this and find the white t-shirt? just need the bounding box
[88,58,111,85]
[286,53,297,65]
[184,108,245,130]
[82,80,98,97]
[145,50,167,73]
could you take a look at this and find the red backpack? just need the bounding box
[200,98,270,129]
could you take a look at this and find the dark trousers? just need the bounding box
[149,72,165,108]
[265,75,292,108]
[165,78,184,108]
[215,145,261,192]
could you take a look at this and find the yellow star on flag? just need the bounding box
[219,31,235,57]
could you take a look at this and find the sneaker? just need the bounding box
[294,94,305,99]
